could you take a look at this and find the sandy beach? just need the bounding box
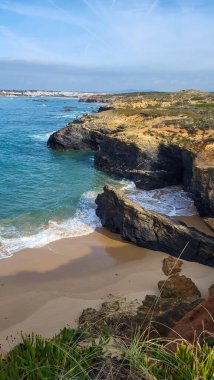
[0,217,213,353]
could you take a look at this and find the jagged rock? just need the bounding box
[168,296,214,345]
[208,284,214,297]
[136,274,202,336]
[95,185,214,267]
[47,120,102,151]
[79,278,203,340]
[162,256,183,276]
[95,136,184,190]
[79,296,139,337]
[158,275,201,299]
[135,295,202,337]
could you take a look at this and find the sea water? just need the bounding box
[0,97,197,258]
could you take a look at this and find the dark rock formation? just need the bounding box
[135,294,202,337]
[158,275,201,299]
[47,115,213,217]
[168,296,214,346]
[48,120,184,190]
[48,122,102,151]
[95,138,185,190]
[95,185,214,267]
[162,256,183,276]
[79,276,203,339]
[190,161,214,217]
[131,273,203,337]
[98,106,115,112]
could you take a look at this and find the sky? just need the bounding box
[0,0,213,92]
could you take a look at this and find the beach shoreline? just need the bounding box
[0,216,213,353]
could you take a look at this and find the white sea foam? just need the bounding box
[120,181,198,216]
[0,182,197,259]
[30,132,55,142]
[0,189,101,259]
[51,113,79,119]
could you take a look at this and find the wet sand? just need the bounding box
[0,217,213,353]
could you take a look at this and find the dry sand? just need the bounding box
[0,217,213,353]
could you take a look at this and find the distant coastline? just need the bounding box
[0,89,105,98]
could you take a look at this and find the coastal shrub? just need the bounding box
[0,328,106,380]
[123,335,214,380]
[0,328,213,379]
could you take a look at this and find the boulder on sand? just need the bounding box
[162,256,183,276]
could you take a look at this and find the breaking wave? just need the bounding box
[0,181,197,259]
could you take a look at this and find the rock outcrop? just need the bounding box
[135,294,202,337]
[48,91,214,217]
[168,296,214,346]
[79,269,203,339]
[158,275,201,299]
[95,185,214,267]
[162,256,183,276]
[134,265,203,337]
[79,296,139,337]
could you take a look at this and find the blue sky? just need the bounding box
[0,0,213,91]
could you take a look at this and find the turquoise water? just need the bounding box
[0,97,197,258]
[0,97,120,257]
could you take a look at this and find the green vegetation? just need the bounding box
[194,103,214,108]
[1,328,213,379]
[0,329,107,380]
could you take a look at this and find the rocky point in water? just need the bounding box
[48,90,214,219]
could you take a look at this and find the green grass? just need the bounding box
[0,328,107,380]
[123,331,214,380]
[1,328,213,379]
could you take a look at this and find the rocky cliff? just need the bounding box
[48,90,214,217]
[95,185,214,267]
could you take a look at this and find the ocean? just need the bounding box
[0,97,197,258]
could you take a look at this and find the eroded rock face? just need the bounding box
[135,295,202,337]
[47,96,214,217]
[162,256,183,276]
[136,274,202,337]
[190,161,214,217]
[158,275,201,299]
[95,137,184,190]
[95,185,214,267]
[47,120,102,151]
[48,119,185,190]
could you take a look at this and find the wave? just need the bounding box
[30,132,55,142]
[0,190,101,259]
[0,181,197,259]
[51,113,79,119]
[121,182,197,217]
